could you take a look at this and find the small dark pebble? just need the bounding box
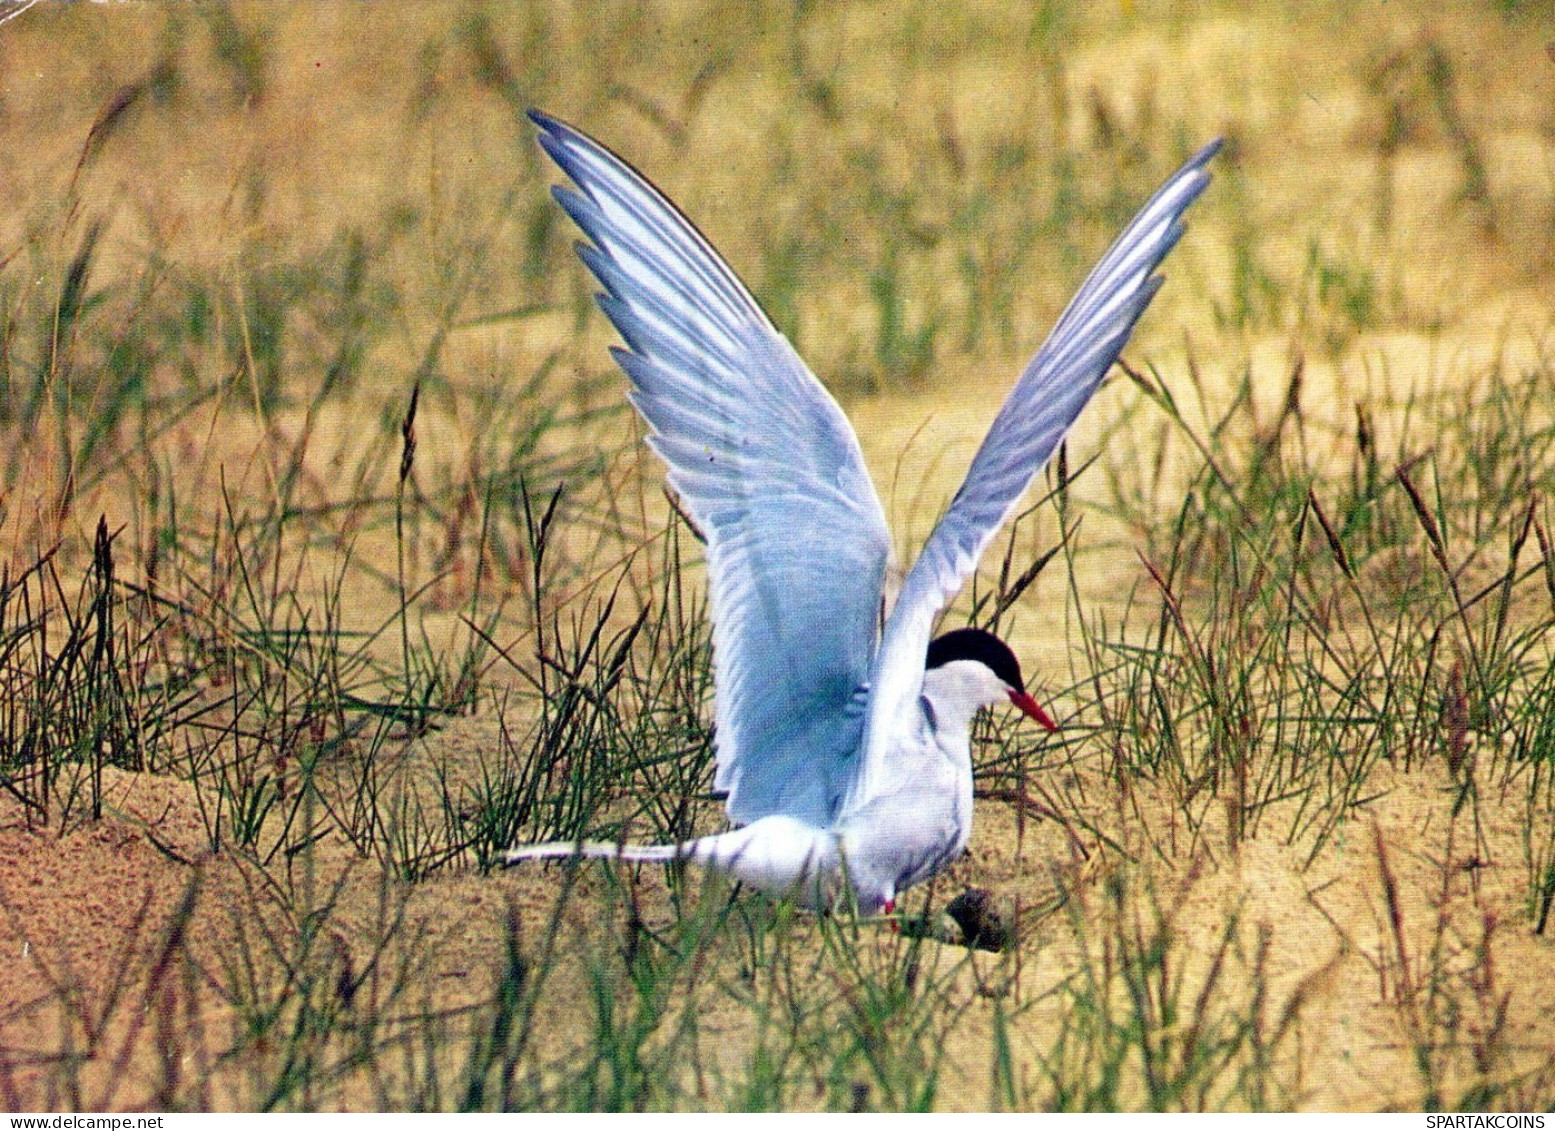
[945,888,1012,951]
[900,887,1013,951]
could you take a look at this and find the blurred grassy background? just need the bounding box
[1,1,1550,589]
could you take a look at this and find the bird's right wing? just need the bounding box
[850,139,1221,811]
[532,112,892,828]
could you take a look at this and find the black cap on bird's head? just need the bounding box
[927,627,1024,688]
[926,626,1058,731]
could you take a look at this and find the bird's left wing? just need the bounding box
[850,138,1220,810]
[531,112,892,827]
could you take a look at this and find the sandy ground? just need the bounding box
[2,724,1550,1110]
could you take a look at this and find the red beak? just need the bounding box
[1008,688,1059,732]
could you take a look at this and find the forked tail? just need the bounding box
[501,816,850,910]
[501,840,685,866]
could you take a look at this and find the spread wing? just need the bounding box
[531,112,891,827]
[850,138,1221,811]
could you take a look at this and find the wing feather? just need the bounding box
[532,111,892,827]
[850,139,1221,811]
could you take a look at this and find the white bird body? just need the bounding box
[505,663,986,913]
[504,112,1218,915]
